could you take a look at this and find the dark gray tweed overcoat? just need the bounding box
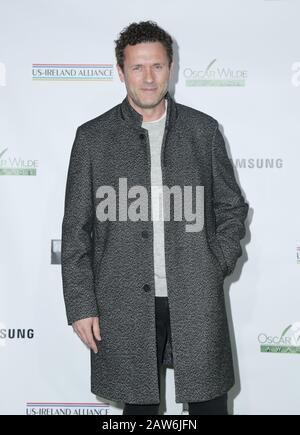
[61,91,248,404]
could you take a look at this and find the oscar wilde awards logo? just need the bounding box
[0,148,38,176]
[258,323,300,354]
[183,58,248,87]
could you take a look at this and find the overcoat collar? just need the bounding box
[120,90,178,131]
[120,91,178,167]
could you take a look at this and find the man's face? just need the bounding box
[117,41,173,109]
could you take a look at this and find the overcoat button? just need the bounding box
[139,133,145,140]
[143,284,151,292]
[141,230,149,238]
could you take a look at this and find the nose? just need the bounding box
[144,66,155,84]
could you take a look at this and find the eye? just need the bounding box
[155,65,163,69]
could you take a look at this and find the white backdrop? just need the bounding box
[1,0,300,415]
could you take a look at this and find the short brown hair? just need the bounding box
[114,20,173,71]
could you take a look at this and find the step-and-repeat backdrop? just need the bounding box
[1,0,299,415]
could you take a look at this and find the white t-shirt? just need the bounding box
[142,100,168,297]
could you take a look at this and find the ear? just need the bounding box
[116,64,125,83]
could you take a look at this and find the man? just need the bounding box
[61,21,249,415]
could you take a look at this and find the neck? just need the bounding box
[127,95,166,122]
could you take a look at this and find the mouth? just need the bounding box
[141,88,157,92]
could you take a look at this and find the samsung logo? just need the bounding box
[232,158,283,169]
[0,329,34,339]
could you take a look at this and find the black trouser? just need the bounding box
[123,296,228,415]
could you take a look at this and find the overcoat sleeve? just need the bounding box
[211,123,249,277]
[61,127,98,325]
